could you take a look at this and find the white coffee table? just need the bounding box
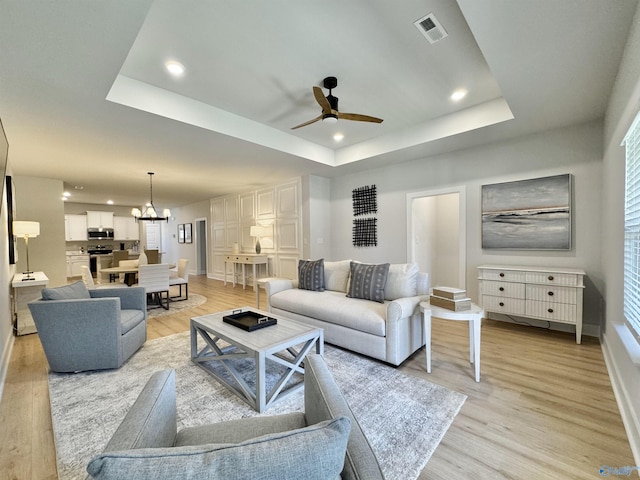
[191,307,324,412]
[420,301,484,382]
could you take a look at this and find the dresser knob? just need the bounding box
[548,291,554,296]
[499,272,505,277]
[548,308,554,313]
[499,302,505,307]
[499,287,504,292]
[548,275,554,281]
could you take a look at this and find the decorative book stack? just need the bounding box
[430,286,472,311]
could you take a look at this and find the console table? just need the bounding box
[12,271,49,336]
[224,254,269,292]
[478,265,585,344]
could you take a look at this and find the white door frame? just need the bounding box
[194,217,208,275]
[406,186,466,289]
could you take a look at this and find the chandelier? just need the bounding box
[131,172,171,222]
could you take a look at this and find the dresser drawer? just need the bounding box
[479,269,526,283]
[526,284,577,304]
[525,272,578,286]
[482,295,526,316]
[481,280,525,299]
[526,300,577,324]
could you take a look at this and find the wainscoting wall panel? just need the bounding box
[210,178,302,282]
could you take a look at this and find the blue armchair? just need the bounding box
[28,282,147,373]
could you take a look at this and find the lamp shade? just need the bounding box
[13,221,40,238]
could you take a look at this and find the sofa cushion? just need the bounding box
[298,259,325,292]
[347,262,390,303]
[271,289,387,337]
[41,280,90,301]
[324,260,351,292]
[384,262,419,300]
[120,310,146,335]
[87,416,351,480]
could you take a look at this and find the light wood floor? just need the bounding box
[0,275,634,479]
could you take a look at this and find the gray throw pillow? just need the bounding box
[347,262,390,303]
[86,416,351,480]
[41,281,91,300]
[298,259,325,292]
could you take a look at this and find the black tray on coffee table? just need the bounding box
[223,310,278,332]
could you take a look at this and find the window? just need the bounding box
[623,110,640,343]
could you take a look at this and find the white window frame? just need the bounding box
[623,110,640,345]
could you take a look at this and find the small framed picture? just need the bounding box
[178,224,185,243]
[185,223,192,244]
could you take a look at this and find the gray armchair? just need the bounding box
[28,282,147,373]
[86,354,384,480]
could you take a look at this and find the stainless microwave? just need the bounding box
[87,228,114,240]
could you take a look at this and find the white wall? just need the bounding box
[162,199,210,273]
[601,2,640,465]
[330,121,604,330]
[302,175,331,260]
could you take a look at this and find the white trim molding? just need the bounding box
[601,326,640,467]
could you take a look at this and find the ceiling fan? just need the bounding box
[291,76,383,130]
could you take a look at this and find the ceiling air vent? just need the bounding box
[414,13,448,44]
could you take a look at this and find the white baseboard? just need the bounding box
[601,331,640,467]
[0,333,15,405]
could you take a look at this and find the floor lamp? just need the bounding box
[13,221,40,281]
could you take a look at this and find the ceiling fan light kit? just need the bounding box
[291,76,383,130]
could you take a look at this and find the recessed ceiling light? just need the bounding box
[107,200,114,205]
[74,185,84,190]
[62,191,71,197]
[61,196,67,201]
[165,61,185,76]
[450,89,467,101]
[333,133,344,142]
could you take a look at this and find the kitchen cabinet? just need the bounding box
[66,254,90,277]
[86,211,114,229]
[65,214,87,241]
[478,264,585,344]
[114,216,140,240]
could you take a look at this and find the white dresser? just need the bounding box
[478,265,585,344]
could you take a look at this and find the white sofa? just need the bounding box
[265,260,429,366]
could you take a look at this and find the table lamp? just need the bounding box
[13,221,40,281]
[249,226,262,254]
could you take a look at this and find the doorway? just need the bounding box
[195,217,208,275]
[406,186,466,289]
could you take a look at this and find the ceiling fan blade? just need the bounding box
[291,114,323,130]
[313,86,332,114]
[338,112,384,124]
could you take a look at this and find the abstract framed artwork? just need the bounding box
[178,224,185,244]
[481,174,572,250]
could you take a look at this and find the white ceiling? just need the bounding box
[0,0,637,208]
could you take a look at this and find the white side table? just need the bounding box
[12,271,49,336]
[420,301,484,382]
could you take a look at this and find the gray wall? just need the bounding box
[0,162,16,401]
[330,121,604,331]
[602,2,640,464]
[14,176,66,287]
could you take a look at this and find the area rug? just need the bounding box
[146,292,206,318]
[48,332,466,480]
